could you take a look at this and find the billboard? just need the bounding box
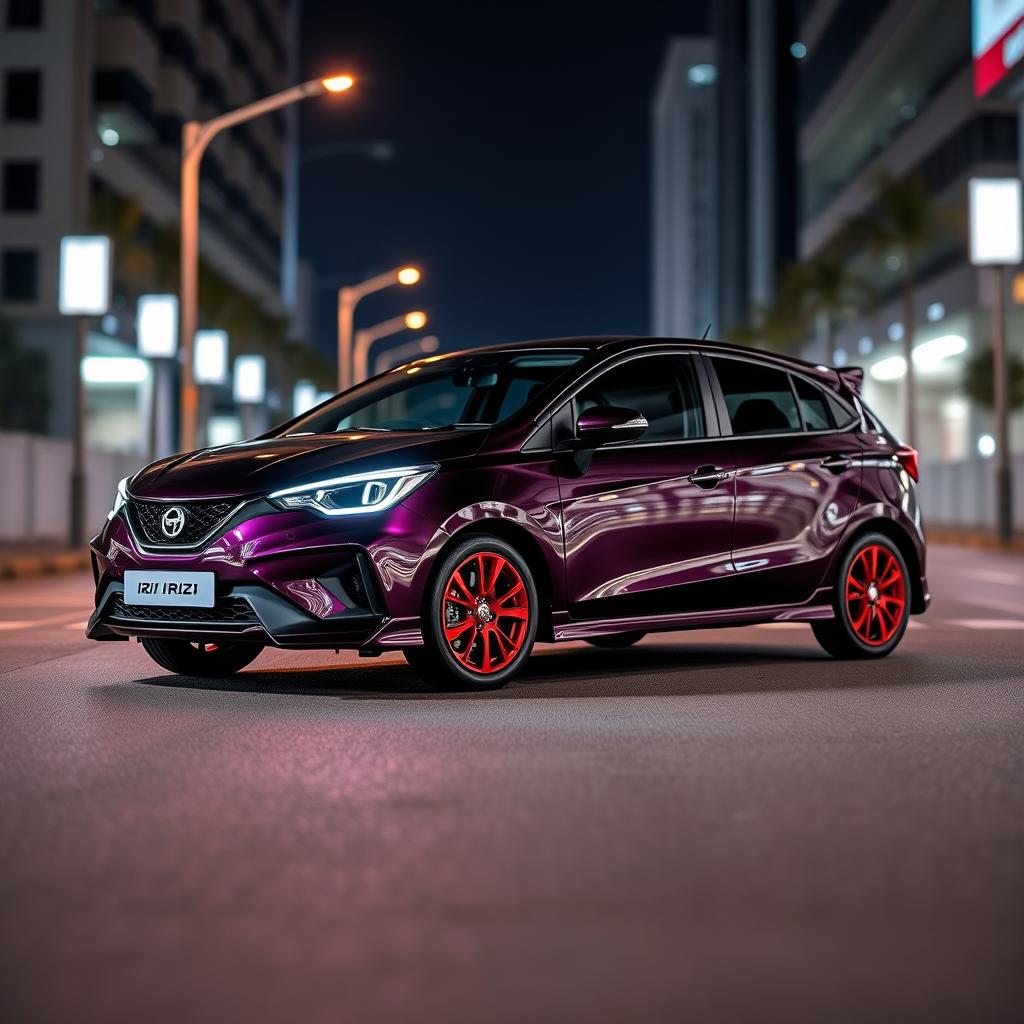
[974,0,1024,96]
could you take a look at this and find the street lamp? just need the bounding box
[969,177,1022,545]
[353,311,429,385]
[179,73,356,453]
[374,334,441,375]
[59,234,111,547]
[337,265,421,392]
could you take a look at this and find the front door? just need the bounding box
[558,353,736,619]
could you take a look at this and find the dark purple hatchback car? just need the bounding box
[88,337,928,689]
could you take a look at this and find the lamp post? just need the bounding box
[58,235,111,547]
[337,265,421,392]
[969,177,1023,545]
[374,334,441,375]
[353,312,428,386]
[179,74,356,454]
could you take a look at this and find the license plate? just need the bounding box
[123,570,215,608]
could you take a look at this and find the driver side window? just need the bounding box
[575,355,706,443]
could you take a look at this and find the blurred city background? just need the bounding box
[1,0,1023,549]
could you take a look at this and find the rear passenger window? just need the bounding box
[712,358,800,435]
[575,355,706,442]
[826,391,860,431]
[794,376,831,430]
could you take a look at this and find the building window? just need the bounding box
[6,0,42,28]
[2,161,40,212]
[1,249,38,302]
[4,70,41,120]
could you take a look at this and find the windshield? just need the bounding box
[281,350,584,435]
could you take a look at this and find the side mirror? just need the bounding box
[575,405,648,447]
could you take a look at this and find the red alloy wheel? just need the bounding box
[845,543,907,646]
[440,551,530,674]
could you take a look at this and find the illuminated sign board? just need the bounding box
[974,0,1024,96]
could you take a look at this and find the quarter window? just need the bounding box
[712,357,800,435]
[575,355,706,442]
[826,391,860,431]
[794,376,831,430]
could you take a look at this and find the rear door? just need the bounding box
[558,352,737,618]
[706,355,864,605]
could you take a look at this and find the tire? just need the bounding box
[140,637,263,677]
[413,536,539,690]
[584,631,647,649]
[812,532,911,659]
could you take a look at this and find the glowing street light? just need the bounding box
[179,74,357,453]
[321,75,355,93]
[353,311,429,385]
[336,265,421,392]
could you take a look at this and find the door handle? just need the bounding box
[688,465,730,489]
[820,454,853,473]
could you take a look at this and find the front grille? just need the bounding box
[108,594,260,626]
[128,498,237,547]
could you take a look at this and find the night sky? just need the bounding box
[299,1,708,363]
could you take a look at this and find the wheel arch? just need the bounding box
[430,518,557,642]
[840,517,926,614]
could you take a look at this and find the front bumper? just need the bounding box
[88,501,440,650]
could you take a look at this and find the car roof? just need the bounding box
[439,335,853,389]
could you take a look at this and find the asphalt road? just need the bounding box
[0,544,1022,1023]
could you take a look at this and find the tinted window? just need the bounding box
[286,351,582,435]
[794,376,831,430]
[3,161,39,211]
[1,248,37,301]
[713,357,800,435]
[4,70,40,120]
[575,355,705,442]
[827,391,860,431]
[6,0,42,28]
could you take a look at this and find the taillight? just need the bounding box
[895,445,919,482]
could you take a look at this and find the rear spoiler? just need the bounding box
[834,366,864,395]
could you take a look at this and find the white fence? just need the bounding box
[0,431,1021,543]
[0,432,143,544]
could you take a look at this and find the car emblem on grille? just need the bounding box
[161,506,187,539]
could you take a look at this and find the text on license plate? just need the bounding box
[123,571,216,607]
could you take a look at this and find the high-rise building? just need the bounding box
[651,1,798,339]
[796,0,1019,464]
[651,37,718,339]
[0,0,295,449]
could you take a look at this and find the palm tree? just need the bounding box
[785,253,875,360]
[848,170,958,447]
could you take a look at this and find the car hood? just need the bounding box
[128,429,488,501]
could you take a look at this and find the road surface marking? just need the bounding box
[946,619,1024,630]
[0,621,33,631]
[64,621,89,631]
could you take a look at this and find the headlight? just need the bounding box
[268,465,437,517]
[108,477,130,520]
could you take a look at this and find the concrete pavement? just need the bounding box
[0,545,1021,1023]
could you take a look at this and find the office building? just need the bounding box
[0,0,296,451]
